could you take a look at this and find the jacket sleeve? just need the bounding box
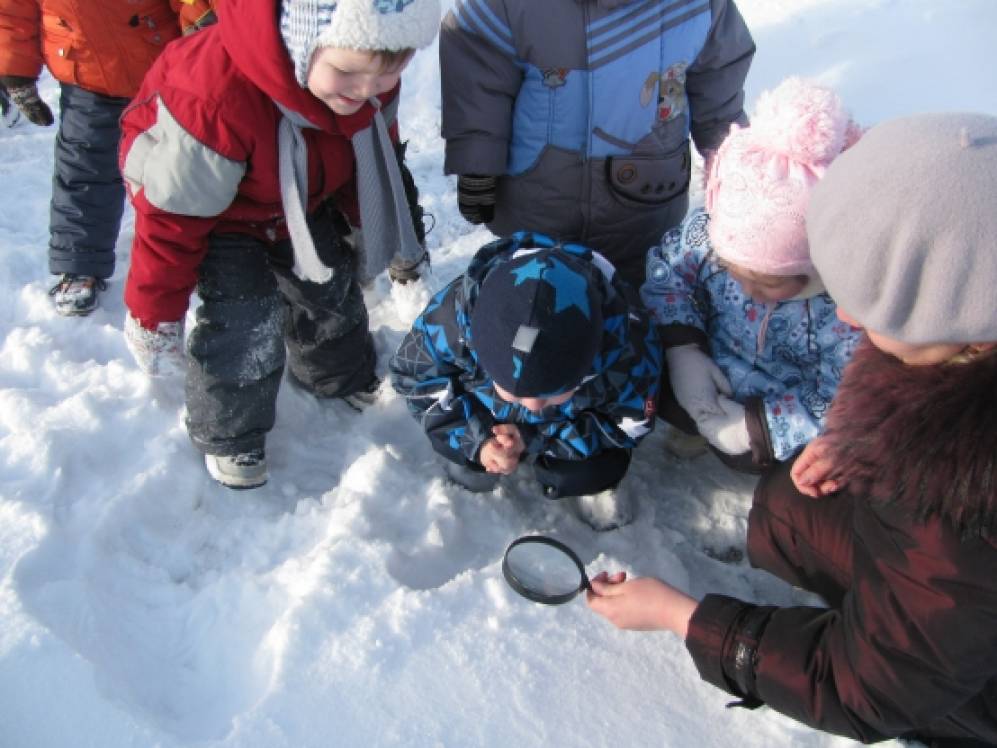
[120,88,246,328]
[686,467,997,742]
[0,0,42,80]
[389,281,497,465]
[686,0,755,154]
[755,305,860,461]
[439,0,523,175]
[640,212,715,347]
[529,311,662,461]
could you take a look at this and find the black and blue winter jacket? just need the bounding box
[390,233,662,467]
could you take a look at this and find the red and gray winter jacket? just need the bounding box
[120,0,399,330]
[686,342,997,744]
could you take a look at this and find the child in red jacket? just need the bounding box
[120,0,439,488]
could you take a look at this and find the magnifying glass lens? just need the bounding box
[506,542,583,597]
[502,535,590,605]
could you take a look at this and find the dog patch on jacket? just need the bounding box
[639,62,688,121]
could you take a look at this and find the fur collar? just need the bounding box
[823,340,997,539]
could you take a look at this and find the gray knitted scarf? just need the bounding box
[277,97,423,283]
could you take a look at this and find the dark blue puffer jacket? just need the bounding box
[390,233,662,466]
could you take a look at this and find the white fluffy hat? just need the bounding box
[281,0,441,87]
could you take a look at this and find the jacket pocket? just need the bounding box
[605,142,690,207]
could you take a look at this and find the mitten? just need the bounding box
[665,344,732,420]
[0,84,19,127]
[457,174,497,225]
[695,396,750,455]
[0,76,54,126]
[124,312,185,377]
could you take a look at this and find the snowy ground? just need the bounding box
[1,1,994,746]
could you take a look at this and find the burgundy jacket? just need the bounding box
[686,342,997,744]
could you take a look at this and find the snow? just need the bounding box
[0,1,994,746]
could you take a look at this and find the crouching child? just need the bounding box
[390,234,661,529]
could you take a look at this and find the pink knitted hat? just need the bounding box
[705,77,860,277]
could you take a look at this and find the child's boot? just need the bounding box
[341,374,382,411]
[205,448,268,489]
[571,489,634,531]
[49,274,106,316]
[662,423,708,459]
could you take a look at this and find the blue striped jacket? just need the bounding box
[440,0,755,284]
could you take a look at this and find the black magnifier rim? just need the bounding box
[502,535,591,606]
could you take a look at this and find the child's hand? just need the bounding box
[491,423,525,457]
[0,75,53,126]
[695,396,750,455]
[457,174,496,225]
[790,437,841,498]
[479,436,521,475]
[665,344,733,420]
[586,573,697,637]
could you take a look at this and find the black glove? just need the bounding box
[457,174,497,225]
[0,76,54,126]
[183,9,218,35]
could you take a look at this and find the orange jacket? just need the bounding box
[0,0,213,98]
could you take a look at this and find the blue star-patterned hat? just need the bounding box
[470,248,603,397]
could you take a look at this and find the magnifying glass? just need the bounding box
[502,535,592,605]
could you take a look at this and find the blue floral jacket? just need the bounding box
[641,209,860,461]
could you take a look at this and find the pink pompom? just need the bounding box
[749,77,851,166]
[705,77,859,276]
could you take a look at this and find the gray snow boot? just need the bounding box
[49,274,106,316]
[341,375,382,411]
[205,449,268,490]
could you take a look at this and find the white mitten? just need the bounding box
[696,396,750,455]
[124,312,185,377]
[665,344,732,420]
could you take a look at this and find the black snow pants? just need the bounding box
[49,83,129,279]
[185,202,376,456]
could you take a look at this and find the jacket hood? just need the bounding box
[823,341,997,539]
[217,0,390,133]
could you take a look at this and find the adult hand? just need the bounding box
[0,76,54,126]
[695,396,750,455]
[457,174,496,225]
[665,344,732,420]
[586,572,697,637]
[124,312,185,377]
[790,436,841,498]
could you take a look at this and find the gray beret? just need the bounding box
[807,112,997,344]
